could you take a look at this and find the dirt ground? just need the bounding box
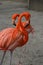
[0,1,43,65]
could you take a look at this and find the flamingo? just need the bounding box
[0,12,34,65]
[0,13,19,65]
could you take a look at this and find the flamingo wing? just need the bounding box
[0,28,19,50]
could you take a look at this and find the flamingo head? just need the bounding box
[12,14,19,26]
[21,12,34,34]
[22,21,34,34]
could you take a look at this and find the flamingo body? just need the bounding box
[0,28,15,50]
[0,27,28,51]
[0,12,34,65]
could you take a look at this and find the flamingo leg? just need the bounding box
[10,51,13,65]
[0,51,6,65]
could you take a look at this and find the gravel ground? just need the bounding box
[0,1,43,65]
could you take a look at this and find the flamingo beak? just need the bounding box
[26,18,30,25]
[27,19,35,34]
[25,19,30,28]
[12,19,16,26]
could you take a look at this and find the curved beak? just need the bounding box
[25,19,30,28]
[12,19,16,26]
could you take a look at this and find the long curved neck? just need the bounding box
[19,13,26,22]
[16,13,28,43]
[16,13,26,27]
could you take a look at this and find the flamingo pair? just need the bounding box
[0,12,34,65]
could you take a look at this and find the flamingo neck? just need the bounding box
[17,13,26,25]
[15,14,28,43]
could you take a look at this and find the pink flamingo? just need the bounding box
[0,13,20,65]
[0,12,34,65]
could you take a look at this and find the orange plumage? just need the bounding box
[0,12,34,65]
